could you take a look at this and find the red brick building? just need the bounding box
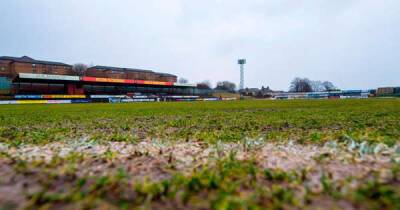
[85,66,177,82]
[0,56,73,78]
[0,56,204,98]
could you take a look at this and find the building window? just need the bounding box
[0,67,5,71]
[32,64,37,73]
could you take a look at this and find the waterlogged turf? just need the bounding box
[0,99,399,209]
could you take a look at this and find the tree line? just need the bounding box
[289,77,337,92]
[192,77,338,93]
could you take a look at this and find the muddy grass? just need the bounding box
[0,139,399,209]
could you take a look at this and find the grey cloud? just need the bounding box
[0,0,399,90]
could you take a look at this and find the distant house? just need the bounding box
[376,87,400,97]
[240,86,282,98]
[240,88,260,96]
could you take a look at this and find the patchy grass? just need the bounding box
[0,99,399,145]
[0,99,399,209]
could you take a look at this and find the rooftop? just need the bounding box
[0,56,71,67]
[0,56,177,77]
[90,65,176,77]
[90,65,154,73]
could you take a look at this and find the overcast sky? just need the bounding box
[1,0,399,90]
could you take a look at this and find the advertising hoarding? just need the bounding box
[19,73,80,81]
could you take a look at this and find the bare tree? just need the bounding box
[215,81,236,92]
[322,81,336,91]
[178,78,189,84]
[197,80,212,89]
[310,80,325,92]
[289,77,313,92]
[290,78,338,92]
[311,80,338,92]
[72,63,88,76]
